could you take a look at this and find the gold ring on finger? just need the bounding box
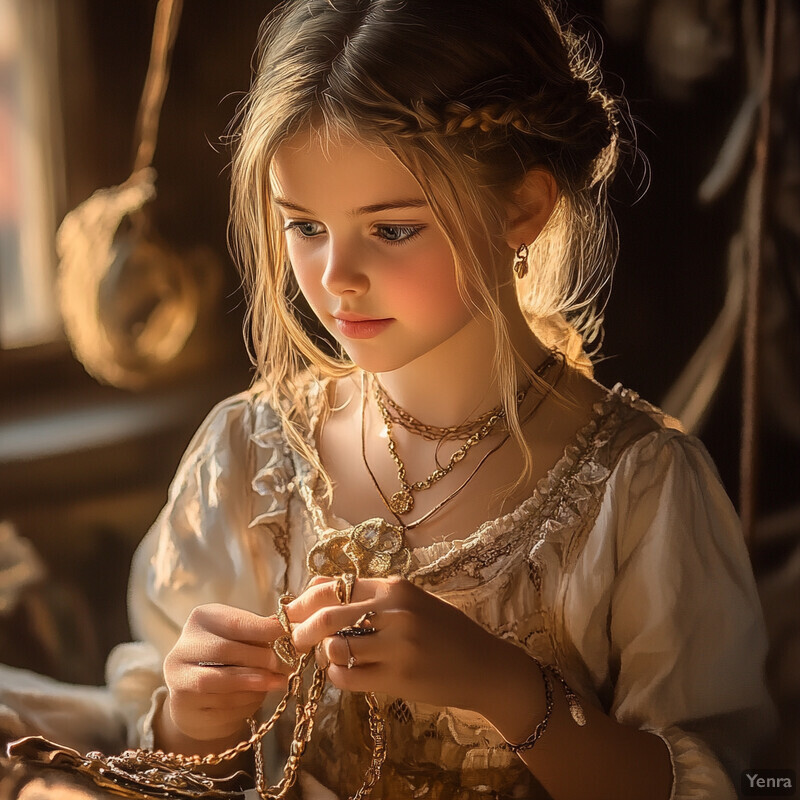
[272,635,299,668]
[273,594,299,667]
[277,593,294,634]
[335,573,355,605]
[340,636,356,669]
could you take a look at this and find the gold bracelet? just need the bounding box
[502,659,554,754]
[502,658,587,754]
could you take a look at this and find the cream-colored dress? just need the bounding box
[1,376,777,799]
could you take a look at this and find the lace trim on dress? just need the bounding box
[249,400,296,530]
[247,397,298,589]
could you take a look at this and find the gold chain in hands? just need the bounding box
[250,653,329,799]
[12,650,324,800]
[13,591,388,799]
[350,692,388,800]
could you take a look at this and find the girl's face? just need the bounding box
[270,130,476,373]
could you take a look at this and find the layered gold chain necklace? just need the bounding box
[370,352,559,518]
[307,352,563,580]
[373,383,511,516]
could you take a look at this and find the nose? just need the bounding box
[321,235,369,297]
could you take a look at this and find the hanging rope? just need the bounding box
[740,0,778,547]
[57,0,198,389]
[133,0,184,174]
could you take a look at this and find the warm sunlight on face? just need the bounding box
[270,130,475,373]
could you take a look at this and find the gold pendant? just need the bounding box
[389,489,414,515]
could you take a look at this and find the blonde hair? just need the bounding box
[229,0,623,500]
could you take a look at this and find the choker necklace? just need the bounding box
[373,383,508,441]
[306,353,563,580]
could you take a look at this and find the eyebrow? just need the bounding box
[273,197,428,216]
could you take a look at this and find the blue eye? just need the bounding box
[284,221,323,238]
[376,224,424,245]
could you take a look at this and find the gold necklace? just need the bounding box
[374,385,508,515]
[374,353,557,444]
[305,353,564,580]
[365,371,515,531]
[373,382,504,441]
[374,352,558,515]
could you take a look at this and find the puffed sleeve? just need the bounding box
[564,428,777,800]
[106,389,293,747]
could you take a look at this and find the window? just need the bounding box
[0,0,65,350]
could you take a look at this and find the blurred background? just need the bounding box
[0,0,797,774]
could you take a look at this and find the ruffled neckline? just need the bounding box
[292,377,637,571]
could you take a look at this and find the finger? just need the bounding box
[322,633,381,670]
[292,602,382,651]
[325,662,385,695]
[176,635,278,671]
[185,604,284,646]
[288,578,385,623]
[171,665,284,695]
[194,690,270,711]
[306,575,335,589]
[314,642,331,670]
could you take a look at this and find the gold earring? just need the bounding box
[512,243,529,278]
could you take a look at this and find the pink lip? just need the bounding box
[333,316,394,339]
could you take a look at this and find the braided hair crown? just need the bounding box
[280,0,621,190]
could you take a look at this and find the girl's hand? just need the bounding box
[288,576,535,718]
[160,603,291,745]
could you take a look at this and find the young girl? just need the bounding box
[2,0,776,798]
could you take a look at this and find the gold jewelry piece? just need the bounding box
[502,658,586,754]
[307,353,564,579]
[372,352,557,516]
[339,626,377,637]
[276,593,293,632]
[355,610,376,629]
[548,661,588,726]
[307,516,411,578]
[11,652,324,799]
[512,242,529,278]
[338,634,357,669]
[374,385,506,515]
[272,593,299,668]
[272,637,298,668]
[333,572,356,605]
[362,353,561,530]
[503,663,553,753]
[12,638,388,800]
[374,381,505,441]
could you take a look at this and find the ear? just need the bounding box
[503,168,558,250]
